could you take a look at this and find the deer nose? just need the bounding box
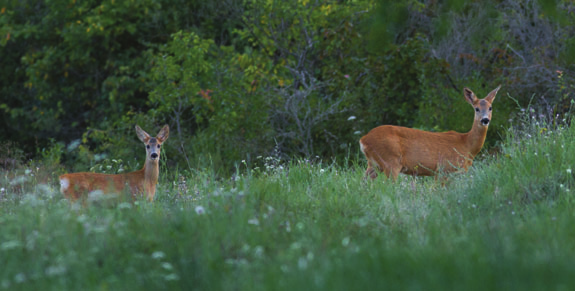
[151,153,158,159]
[481,118,490,126]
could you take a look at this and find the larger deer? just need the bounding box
[59,125,169,202]
[360,86,500,180]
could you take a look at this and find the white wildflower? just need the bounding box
[152,251,165,260]
[161,262,173,271]
[298,257,308,270]
[117,202,132,209]
[14,273,26,283]
[342,237,350,247]
[254,246,264,258]
[195,206,205,215]
[45,265,67,277]
[164,274,180,281]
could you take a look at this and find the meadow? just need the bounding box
[1,113,575,291]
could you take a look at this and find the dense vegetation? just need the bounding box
[2,0,575,173]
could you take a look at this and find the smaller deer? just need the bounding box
[59,125,169,202]
[360,86,500,180]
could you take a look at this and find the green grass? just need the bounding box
[2,117,575,290]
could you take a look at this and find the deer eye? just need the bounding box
[489,107,492,111]
[157,145,161,148]
[146,145,150,149]
[475,108,479,112]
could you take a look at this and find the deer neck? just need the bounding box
[142,159,159,199]
[143,160,159,182]
[465,120,488,157]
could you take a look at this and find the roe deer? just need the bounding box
[59,125,169,202]
[359,86,500,180]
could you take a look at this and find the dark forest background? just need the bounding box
[1,0,574,174]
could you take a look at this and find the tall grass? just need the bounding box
[1,112,575,290]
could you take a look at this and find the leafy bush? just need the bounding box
[2,0,575,174]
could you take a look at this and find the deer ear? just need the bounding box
[135,125,151,143]
[156,125,169,142]
[485,85,501,103]
[464,88,476,105]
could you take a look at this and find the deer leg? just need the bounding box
[363,151,383,180]
[361,142,401,181]
[381,161,401,180]
[365,164,378,180]
[363,154,401,181]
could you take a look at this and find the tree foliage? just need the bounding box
[1,0,575,173]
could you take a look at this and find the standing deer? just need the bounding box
[359,86,500,180]
[59,125,169,202]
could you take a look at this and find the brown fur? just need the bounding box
[59,125,169,202]
[360,86,500,180]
